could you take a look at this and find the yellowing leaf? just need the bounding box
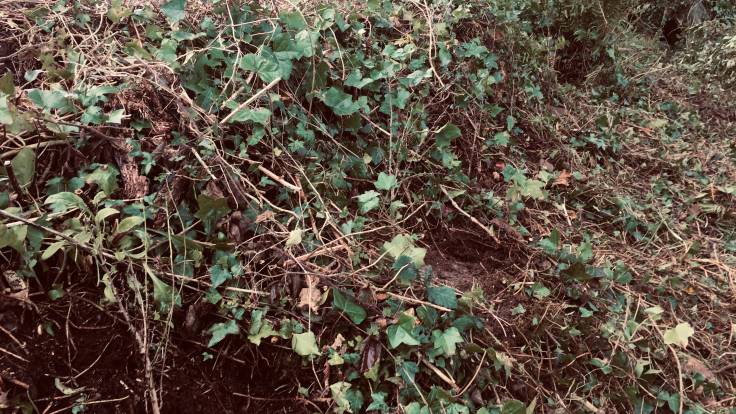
[663,322,694,348]
[286,228,303,247]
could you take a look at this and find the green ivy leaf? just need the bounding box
[0,223,27,252]
[11,147,36,188]
[501,400,526,414]
[27,89,70,111]
[210,264,231,288]
[241,53,284,83]
[85,164,119,195]
[386,324,420,348]
[357,190,380,213]
[207,319,239,347]
[0,94,13,125]
[319,87,367,116]
[0,73,14,95]
[427,286,458,310]
[194,195,231,235]
[292,331,320,356]
[145,265,180,312]
[225,106,272,125]
[432,327,463,356]
[374,172,398,191]
[435,123,461,148]
[161,0,187,24]
[663,322,694,348]
[332,288,366,324]
[382,234,426,267]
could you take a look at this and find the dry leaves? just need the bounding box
[298,275,322,312]
[553,170,572,187]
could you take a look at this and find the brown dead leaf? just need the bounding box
[684,355,716,383]
[298,275,321,312]
[331,333,345,349]
[255,210,275,223]
[553,170,572,187]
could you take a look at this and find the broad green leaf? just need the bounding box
[145,265,180,312]
[319,87,367,116]
[279,10,307,30]
[194,195,230,235]
[161,0,187,24]
[95,207,119,225]
[85,164,119,195]
[106,109,125,124]
[435,123,461,148]
[374,172,398,191]
[366,392,390,413]
[330,382,352,414]
[663,322,694,348]
[42,240,67,260]
[210,264,231,288]
[387,324,420,348]
[382,234,426,267]
[207,319,239,347]
[331,288,366,324]
[501,400,526,414]
[27,89,70,111]
[357,190,380,213]
[24,70,42,82]
[107,0,131,23]
[0,223,27,252]
[432,327,463,356]
[115,216,145,234]
[285,228,303,247]
[247,314,276,345]
[45,192,89,214]
[11,147,35,188]
[292,331,320,356]
[225,106,271,125]
[427,286,458,310]
[0,95,13,125]
[0,73,14,95]
[241,53,284,83]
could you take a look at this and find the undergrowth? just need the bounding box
[0,0,735,413]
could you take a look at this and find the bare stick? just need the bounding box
[440,186,501,244]
[4,160,26,203]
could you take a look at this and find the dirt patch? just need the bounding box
[0,282,317,414]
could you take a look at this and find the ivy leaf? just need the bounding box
[432,327,463,356]
[319,87,367,116]
[210,264,232,288]
[292,331,320,356]
[11,147,36,188]
[374,172,398,191]
[85,164,119,195]
[0,73,14,95]
[427,286,458,310]
[330,382,352,414]
[161,0,187,24]
[357,190,380,213]
[382,234,426,267]
[0,95,13,125]
[366,392,390,413]
[663,323,694,348]
[0,223,27,253]
[500,400,526,414]
[241,53,283,83]
[386,324,420,348]
[27,89,70,111]
[332,288,366,324]
[225,106,271,125]
[435,123,461,148]
[194,195,231,235]
[207,319,239,347]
